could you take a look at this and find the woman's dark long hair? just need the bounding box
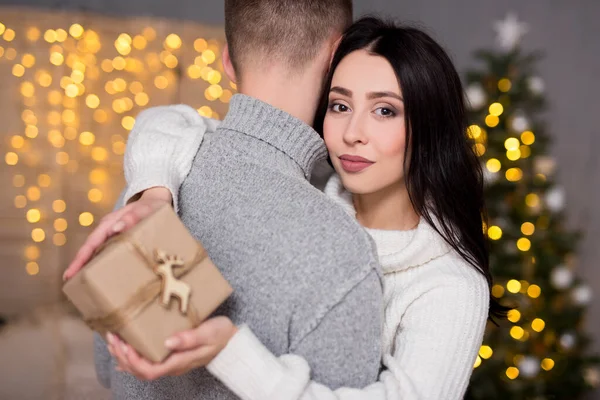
[314,17,506,320]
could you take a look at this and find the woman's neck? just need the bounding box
[353,183,419,231]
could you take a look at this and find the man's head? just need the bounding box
[223,0,353,82]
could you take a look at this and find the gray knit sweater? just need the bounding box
[94,94,384,399]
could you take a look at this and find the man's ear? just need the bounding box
[222,44,237,84]
[329,35,343,68]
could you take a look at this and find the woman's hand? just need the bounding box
[107,316,238,380]
[63,187,173,281]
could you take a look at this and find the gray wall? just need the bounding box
[3,0,600,364]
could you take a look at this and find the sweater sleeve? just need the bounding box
[207,268,489,400]
[122,105,220,212]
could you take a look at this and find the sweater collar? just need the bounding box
[324,174,452,274]
[219,94,328,180]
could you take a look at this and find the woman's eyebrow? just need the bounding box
[330,86,352,97]
[367,91,403,102]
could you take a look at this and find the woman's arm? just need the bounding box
[206,269,489,400]
[122,105,220,212]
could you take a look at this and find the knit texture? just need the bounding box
[95,95,384,400]
[114,101,489,399]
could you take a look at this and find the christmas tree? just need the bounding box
[463,13,600,399]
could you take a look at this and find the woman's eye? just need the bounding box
[374,107,395,117]
[330,103,350,113]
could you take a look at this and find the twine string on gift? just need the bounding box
[85,233,205,334]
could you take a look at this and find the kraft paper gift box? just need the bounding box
[63,203,233,362]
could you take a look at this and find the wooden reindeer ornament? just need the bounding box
[154,250,192,314]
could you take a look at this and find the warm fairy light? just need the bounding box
[12,64,25,77]
[5,152,19,165]
[56,152,70,165]
[86,94,100,109]
[521,131,535,145]
[122,116,135,130]
[492,284,505,298]
[3,28,16,41]
[479,345,493,359]
[91,147,108,161]
[486,158,501,173]
[26,209,41,223]
[165,33,182,49]
[498,78,512,92]
[26,186,41,201]
[202,49,216,64]
[54,218,68,232]
[25,245,40,260]
[135,92,149,106]
[79,131,96,145]
[89,168,108,184]
[112,141,126,155]
[541,358,555,371]
[69,23,84,38]
[88,188,103,203]
[220,89,233,103]
[506,367,520,380]
[488,225,503,240]
[531,318,545,332]
[53,233,67,246]
[198,106,213,117]
[506,168,523,182]
[26,27,41,41]
[489,102,504,116]
[22,53,36,68]
[13,175,25,187]
[527,284,542,299]
[14,195,27,208]
[505,137,520,151]
[79,212,94,227]
[207,70,222,85]
[507,280,521,294]
[26,262,39,276]
[31,228,46,242]
[154,75,168,89]
[506,149,521,161]
[507,309,521,323]
[526,193,540,208]
[194,38,208,52]
[520,145,531,158]
[38,174,51,187]
[473,143,486,156]
[517,238,531,251]
[510,326,525,340]
[50,52,64,66]
[52,200,66,213]
[521,222,535,236]
[11,135,25,149]
[133,35,147,50]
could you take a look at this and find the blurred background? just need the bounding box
[0,0,598,399]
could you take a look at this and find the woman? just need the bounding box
[108,17,501,399]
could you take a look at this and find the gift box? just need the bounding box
[63,203,233,362]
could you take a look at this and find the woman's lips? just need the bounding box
[338,155,374,173]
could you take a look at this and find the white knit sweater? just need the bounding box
[123,106,490,400]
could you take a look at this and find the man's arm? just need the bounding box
[290,268,383,389]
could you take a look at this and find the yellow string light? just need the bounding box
[506,367,519,380]
[527,284,542,299]
[541,358,555,371]
[79,212,94,227]
[531,318,545,332]
[507,309,521,323]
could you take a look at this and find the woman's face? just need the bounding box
[323,49,408,195]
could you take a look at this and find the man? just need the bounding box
[64,1,383,399]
